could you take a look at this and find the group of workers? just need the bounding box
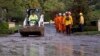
[25,10,84,35]
[54,11,84,35]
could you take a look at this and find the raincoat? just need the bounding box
[65,17,71,26]
[54,15,59,32]
[29,14,38,26]
[58,16,63,32]
[62,15,66,32]
[78,12,84,32]
[69,15,73,25]
[65,16,72,34]
[79,15,84,24]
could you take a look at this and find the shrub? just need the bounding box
[0,21,18,34]
[8,28,16,34]
[72,25,98,33]
[84,26,98,31]
[0,21,9,34]
[44,12,52,22]
[95,2,100,10]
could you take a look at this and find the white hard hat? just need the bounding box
[68,11,71,15]
[59,13,62,16]
[65,11,68,14]
[79,13,83,16]
[63,13,66,16]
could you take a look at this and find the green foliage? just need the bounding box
[73,31,100,35]
[0,0,99,22]
[44,12,52,22]
[0,21,17,34]
[84,26,98,31]
[8,28,16,34]
[43,0,66,21]
[95,2,100,10]
[59,0,73,11]
[43,0,65,12]
[0,0,26,22]
[89,0,100,24]
[26,0,41,8]
[90,10,100,21]
[70,0,92,25]
[0,21,9,34]
[89,0,99,5]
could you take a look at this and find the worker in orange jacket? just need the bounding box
[58,13,63,32]
[54,14,59,32]
[62,13,66,33]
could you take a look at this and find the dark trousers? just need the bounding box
[79,24,84,32]
[66,25,71,35]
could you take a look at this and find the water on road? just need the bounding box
[0,24,100,56]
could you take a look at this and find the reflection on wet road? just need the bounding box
[0,24,100,56]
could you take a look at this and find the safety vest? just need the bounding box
[29,15,38,21]
[29,14,38,24]
[69,15,73,25]
[79,15,84,24]
[65,16,71,25]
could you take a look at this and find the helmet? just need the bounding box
[63,13,66,16]
[79,13,83,16]
[59,13,62,16]
[68,11,71,15]
[65,11,68,14]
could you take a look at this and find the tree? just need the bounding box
[43,0,65,21]
[43,0,65,12]
[59,0,73,11]
[71,0,92,24]
[0,0,26,22]
[25,0,41,8]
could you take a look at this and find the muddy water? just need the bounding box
[0,24,100,56]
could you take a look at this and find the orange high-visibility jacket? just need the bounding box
[62,16,66,31]
[62,16,66,24]
[58,16,63,31]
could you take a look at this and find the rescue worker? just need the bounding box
[79,12,84,32]
[28,12,38,26]
[54,14,59,32]
[65,13,72,35]
[62,13,66,33]
[68,11,73,33]
[58,13,63,32]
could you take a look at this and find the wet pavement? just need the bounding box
[0,24,100,56]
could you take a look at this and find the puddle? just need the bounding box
[0,41,99,56]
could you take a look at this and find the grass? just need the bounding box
[73,31,100,35]
[0,34,9,37]
[93,10,100,16]
[0,24,19,36]
[91,10,100,20]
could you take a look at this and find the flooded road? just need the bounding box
[0,24,100,56]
